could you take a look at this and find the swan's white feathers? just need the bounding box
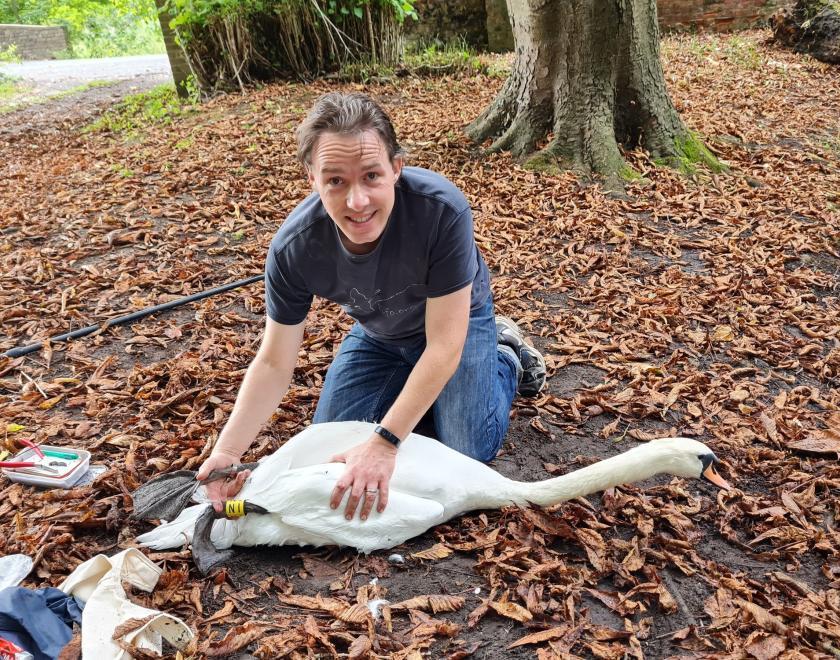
[137,423,719,554]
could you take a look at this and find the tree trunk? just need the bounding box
[468,0,721,179]
[154,0,194,99]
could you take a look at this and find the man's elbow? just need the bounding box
[430,340,466,379]
[252,348,292,375]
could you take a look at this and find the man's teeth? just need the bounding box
[349,213,373,223]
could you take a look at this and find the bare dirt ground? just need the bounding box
[0,31,839,659]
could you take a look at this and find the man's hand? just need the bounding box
[330,435,397,520]
[196,451,251,514]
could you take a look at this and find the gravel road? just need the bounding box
[0,55,175,137]
[0,54,173,96]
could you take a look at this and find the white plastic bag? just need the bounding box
[0,554,33,589]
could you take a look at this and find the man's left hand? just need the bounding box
[329,435,397,520]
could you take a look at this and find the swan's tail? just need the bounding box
[135,504,205,550]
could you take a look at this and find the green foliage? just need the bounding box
[164,0,262,30]
[0,44,21,63]
[403,39,483,72]
[0,73,22,101]
[723,35,761,70]
[0,0,164,58]
[802,0,840,19]
[168,0,412,89]
[165,0,414,29]
[325,0,416,23]
[85,83,195,135]
[336,38,485,82]
[111,164,135,177]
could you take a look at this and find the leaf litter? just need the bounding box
[1,29,839,658]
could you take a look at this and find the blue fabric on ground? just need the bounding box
[0,587,83,660]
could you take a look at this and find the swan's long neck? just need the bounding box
[509,444,679,507]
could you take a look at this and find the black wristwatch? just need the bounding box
[374,425,402,448]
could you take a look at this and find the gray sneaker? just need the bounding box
[495,316,546,397]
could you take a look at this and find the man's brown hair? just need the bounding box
[296,92,405,166]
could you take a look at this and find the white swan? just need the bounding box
[136,421,729,554]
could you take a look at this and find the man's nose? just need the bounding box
[346,184,369,211]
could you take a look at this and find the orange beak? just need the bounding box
[702,462,731,490]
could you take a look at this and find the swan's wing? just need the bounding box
[280,494,445,554]
[259,464,446,553]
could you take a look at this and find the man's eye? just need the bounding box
[328,177,342,186]
[366,172,379,181]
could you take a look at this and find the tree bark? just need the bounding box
[154,0,194,99]
[468,0,721,179]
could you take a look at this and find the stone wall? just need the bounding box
[404,0,488,48]
[405,0,794,52]
[0,24,67,60]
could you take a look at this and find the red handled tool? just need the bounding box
[0,461,58,473]
[17,438,45,459]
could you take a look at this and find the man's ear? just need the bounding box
[306,164,317,189]
[392,156,404,181]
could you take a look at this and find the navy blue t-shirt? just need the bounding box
[265,166,490,344]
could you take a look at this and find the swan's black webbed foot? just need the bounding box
[192,505,235,575]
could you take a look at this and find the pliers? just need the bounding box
[17,438,45,459]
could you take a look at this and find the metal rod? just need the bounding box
[2,274,263,359]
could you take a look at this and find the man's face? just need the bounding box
[308,130,403,254]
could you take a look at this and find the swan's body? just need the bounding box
[136,421,726,554]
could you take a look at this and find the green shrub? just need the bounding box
[164,0,416,91]
[402,38,484,74]
[0,44,21,63]
[0,0,164,58]
[85,84,194,135]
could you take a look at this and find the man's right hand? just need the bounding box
[196,452,251,513]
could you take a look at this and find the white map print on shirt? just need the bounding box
[344,284,424,318]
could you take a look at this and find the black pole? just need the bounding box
[2,274,263,359]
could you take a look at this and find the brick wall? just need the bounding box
[0,24,68,60]
[405,0,794,51]
[659,0,792,30]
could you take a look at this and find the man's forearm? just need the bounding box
[214,357,294,458]
[378,344,461,440]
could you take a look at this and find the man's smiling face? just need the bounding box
[308,130,403,255]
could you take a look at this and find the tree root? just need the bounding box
[488,109,550,157]
[466,78,516,144]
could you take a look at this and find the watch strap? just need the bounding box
[374,425,401,448]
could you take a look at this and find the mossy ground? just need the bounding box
[84,83,196,135]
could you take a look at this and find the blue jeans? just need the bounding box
[313,297,520,462]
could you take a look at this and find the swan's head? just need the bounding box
[646,437,731,490]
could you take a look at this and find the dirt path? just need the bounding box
[0,54,171,137]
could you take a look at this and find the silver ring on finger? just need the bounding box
[365,488,378,496]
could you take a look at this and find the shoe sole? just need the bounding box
[519,345,547,396]
[496,316,546,396]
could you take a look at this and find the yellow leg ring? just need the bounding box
[225,500,246,518]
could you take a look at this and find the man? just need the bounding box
[197,92,545,521]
